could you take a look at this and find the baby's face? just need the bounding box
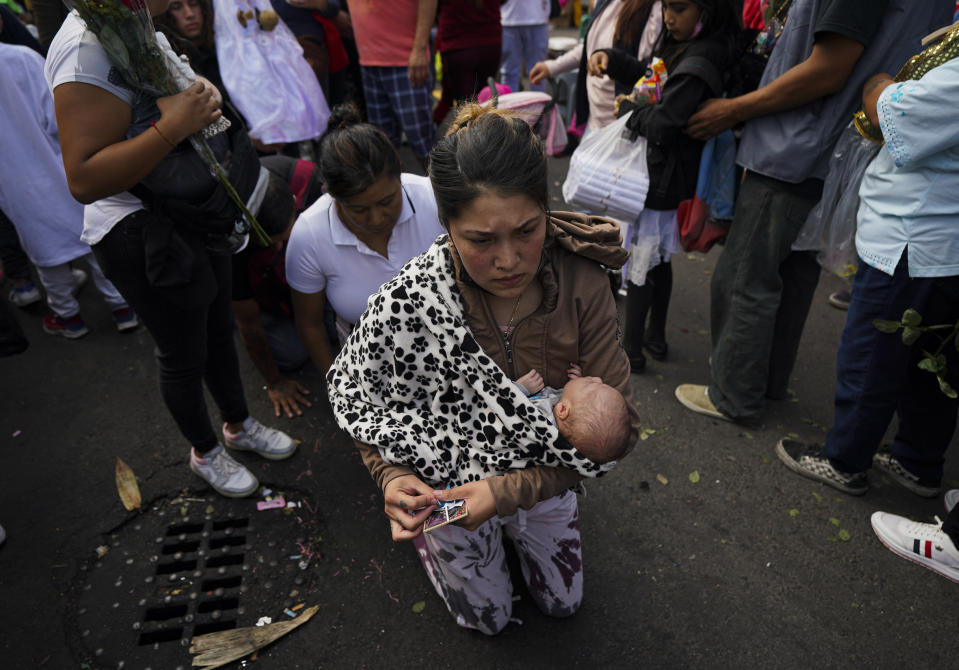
[561,376,605,408]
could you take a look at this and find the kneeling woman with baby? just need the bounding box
[328,105,640,634]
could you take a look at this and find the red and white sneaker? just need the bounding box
[112,307,139,332]
[871,511,959,583]
[42,313,89,339]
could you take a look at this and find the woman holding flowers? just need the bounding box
[45,0,297,497]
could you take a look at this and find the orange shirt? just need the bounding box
[349,0,420,67]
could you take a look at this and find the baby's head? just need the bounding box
[553,377,631,464]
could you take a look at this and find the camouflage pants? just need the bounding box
[412,490,583,635]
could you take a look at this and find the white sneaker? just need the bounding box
[223,417,296,461]
[870,511,959,583]
[8,281,41,307]
[946,489,959,514]
[189,447,259,497]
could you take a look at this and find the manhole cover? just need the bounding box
[71,488,322,669]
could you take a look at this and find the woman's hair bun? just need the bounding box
[446,103,519,137]
[326,102,363,133]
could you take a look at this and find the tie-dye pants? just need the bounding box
[412,490,582,635]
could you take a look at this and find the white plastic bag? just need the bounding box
[213,0,330,144]
[793,122,880,278]
[562,113,649,221]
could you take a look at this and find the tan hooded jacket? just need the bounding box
[355,211,640,516]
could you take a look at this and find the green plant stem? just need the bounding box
[189,136,271,246]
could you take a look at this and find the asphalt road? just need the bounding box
[1,149,956,670]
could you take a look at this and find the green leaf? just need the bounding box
[938,376,958,399]
[838,529,851,541]
[873,319,900,334]
[829,517,840,527]
[917,357,940,373]
[902,327,922,346]
[900,308,922,327]
[788,509,799,517]
[743,432,754,440]
[811,492,823,504]
[688,470,700,483]
[412,601,426,613]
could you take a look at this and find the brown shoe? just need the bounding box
[674,384,731,422]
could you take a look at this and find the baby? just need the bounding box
[516,364,631,464]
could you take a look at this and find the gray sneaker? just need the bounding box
[189,447,259,498]
[0,522,5,545]
[872,450,940,498]
[775,438,868,495]
[945,489,959,514]
[223,417,297,461]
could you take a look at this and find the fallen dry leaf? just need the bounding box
[115,457,141,511]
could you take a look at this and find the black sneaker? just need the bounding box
[872,450,940,498]
[775,439,868,495]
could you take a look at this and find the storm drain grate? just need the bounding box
[72,491,320,669]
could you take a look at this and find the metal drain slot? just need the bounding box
[205,553,244,568]
[193,620,237,636]
[137,627,184,646]
[212,518,249,531]
[165,522,204,536]
[201,575,242,590]
[156,558,199,574]
[75,494,318,669]
[143,604,189,621]
[197,597,239,613]
[161,539,201,554]
[209,535,246,550]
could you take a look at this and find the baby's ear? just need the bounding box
[554,400,571,420]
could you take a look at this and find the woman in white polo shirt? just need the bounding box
[286,103,444,374]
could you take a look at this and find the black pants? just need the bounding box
[709,172,823,422]
[92,211,249,452]
[0,207,31,281]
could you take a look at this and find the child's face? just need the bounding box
[663,0,703,42]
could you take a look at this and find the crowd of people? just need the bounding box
[1,0,958,631]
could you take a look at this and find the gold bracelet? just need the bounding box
[150,120,177,148]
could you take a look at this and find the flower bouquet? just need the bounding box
[63,0,271,245]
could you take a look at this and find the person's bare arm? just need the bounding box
[291,288,336,375]
[55,80,221,203]
[686,32,866,140]
[409,0,437,87]
[234,298,312,417]
[861,72,895,128]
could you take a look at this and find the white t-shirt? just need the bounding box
[285,173,444,326]
[45,12,149,245]
[501,0,550,27]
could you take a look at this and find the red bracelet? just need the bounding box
[150,120,177,148]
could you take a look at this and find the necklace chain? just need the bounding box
[502,292,523,343]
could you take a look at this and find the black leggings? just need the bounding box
[92,211,248,452]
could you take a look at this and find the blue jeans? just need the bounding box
[259,310,309,372]
[825,256,959,481]
[500,24,549,92]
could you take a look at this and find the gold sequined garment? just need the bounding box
[854,24,959,143]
